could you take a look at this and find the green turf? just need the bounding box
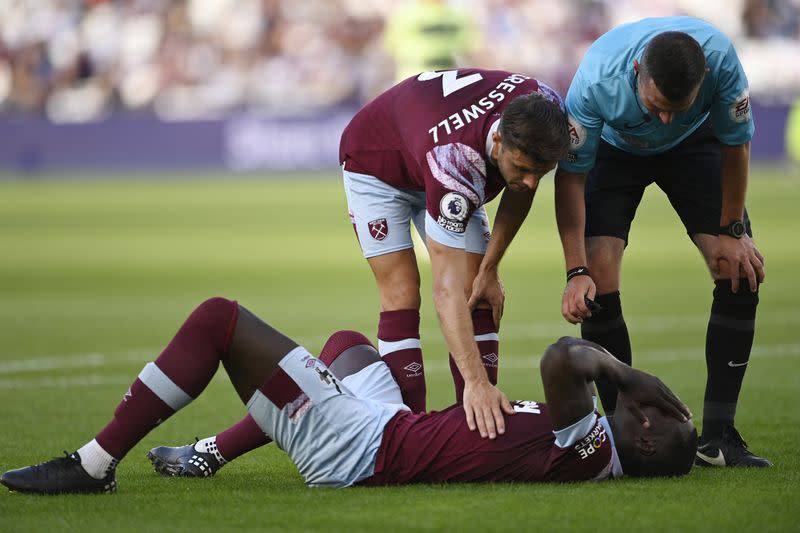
[0,168,798,532]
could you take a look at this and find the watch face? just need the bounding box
[731,221,745,238]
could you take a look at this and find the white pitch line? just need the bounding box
[294,310,800,349]
[0,343,796,390]
[0,353,107,373]
[0,349,154,375]
[3,306,798,376]
[0,375,133,390]
[3,322,800,377]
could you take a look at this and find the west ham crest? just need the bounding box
[368,218,389,241]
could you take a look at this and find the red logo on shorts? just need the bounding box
[368,218,388,241]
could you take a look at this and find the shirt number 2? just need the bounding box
[418,70,483,97]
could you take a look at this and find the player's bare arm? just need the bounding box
[554,167,596,323]
[468,187,536,326]
[714,142,765,292]
[540,337,691,430]
[428,237,514,439]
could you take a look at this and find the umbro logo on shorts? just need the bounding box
[368,218,388,241]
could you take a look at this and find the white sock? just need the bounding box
[194,436,227,464]
[77,439,119,479]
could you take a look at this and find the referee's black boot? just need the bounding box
[696,425,772,468]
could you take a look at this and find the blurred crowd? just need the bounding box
[2,0,799,122]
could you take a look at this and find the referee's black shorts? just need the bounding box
[584,121,752,244]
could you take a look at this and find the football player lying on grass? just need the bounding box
[2,297,695,493]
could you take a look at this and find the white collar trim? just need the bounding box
[485,119,500,161]
[599,416,624,479]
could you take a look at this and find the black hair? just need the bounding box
[620,419,698,478]
[499,93,570,166]
[641,31,707,103]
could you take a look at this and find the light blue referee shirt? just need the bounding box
[560,16,754,174]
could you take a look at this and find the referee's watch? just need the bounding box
[719,219,745,239]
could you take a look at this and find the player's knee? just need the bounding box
[378,273,421,310]
[548,336,589,360]
[320,330,376,366]
[541,338,572,365]
[184,297,239,348]
[540,342,566,381]
[195,297,236,317]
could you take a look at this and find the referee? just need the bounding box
[554,16,769,467]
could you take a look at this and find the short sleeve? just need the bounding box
[710,43,755,146]
[553,411,598,448]
[423,143,486,248]
[559,74,605,173]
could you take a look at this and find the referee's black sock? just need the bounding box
[581,291,632,415]
[702,279,758,443]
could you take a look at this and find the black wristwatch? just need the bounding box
[719,219,745,239]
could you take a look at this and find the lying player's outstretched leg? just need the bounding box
[147,330,391,477]
[1,298,306,494]
[2,298,699,492]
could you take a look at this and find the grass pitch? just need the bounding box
[0,168,798,532]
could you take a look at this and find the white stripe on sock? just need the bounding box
[138,362,192,410]
[474,332,499,342]
[378,338,421,356]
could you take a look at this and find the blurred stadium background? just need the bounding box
[1,0,799,173]
[1,2,799,531]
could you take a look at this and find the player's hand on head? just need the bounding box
[618,367,691,428]
[462,381,515,439]
[561,275,596,324]
[468,270,505,328]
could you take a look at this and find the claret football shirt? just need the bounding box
[340,68,563,249]
[361,401,615,485]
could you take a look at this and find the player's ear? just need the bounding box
[490,130,503,160]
